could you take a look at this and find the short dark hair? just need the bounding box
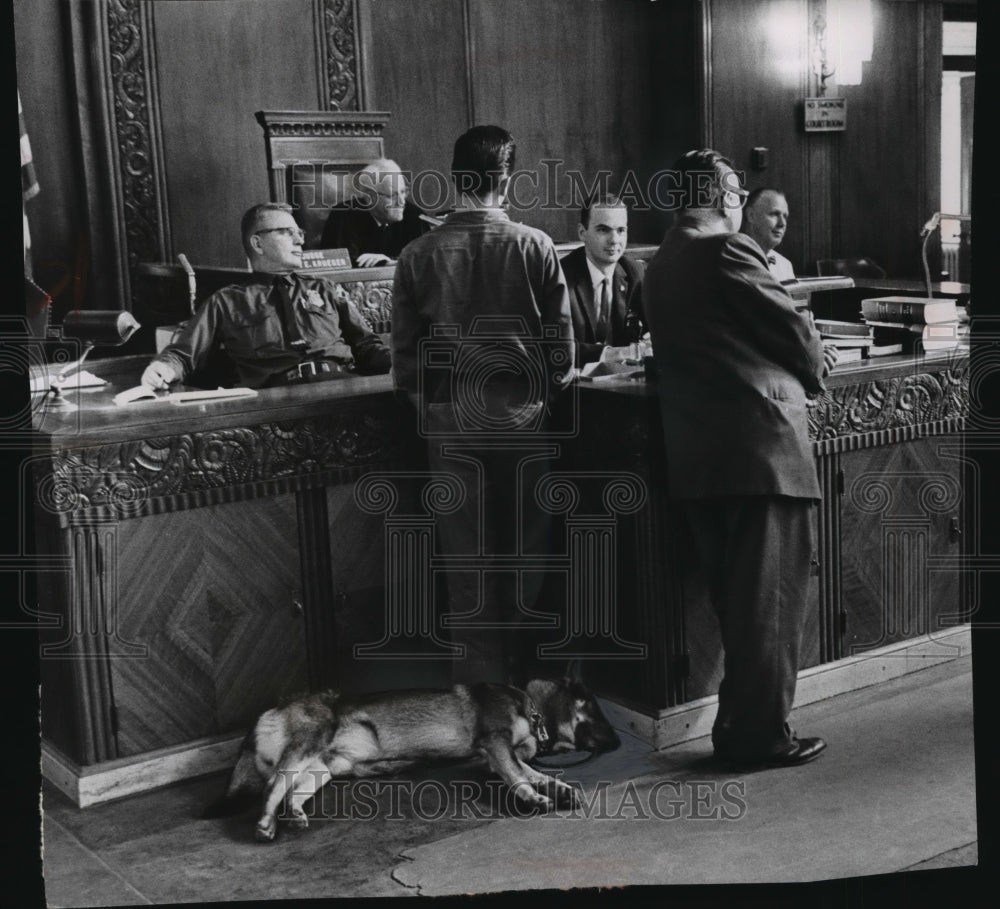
[745,187,787,212]
[671,148,738,211]
[241,202,294,256]
[451,125,516,197]
[580,193,627,229]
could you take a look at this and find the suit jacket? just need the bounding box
[560,246,645,365]
[643,220,825,500]
[319,200,428,266]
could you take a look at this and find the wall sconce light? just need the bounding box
[815,0,873,92]
[805,0,870,132]
[44,310,141,411]
[812,13,836,97]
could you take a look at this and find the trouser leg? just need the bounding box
[685,496,814,759]
[427,441,505,684]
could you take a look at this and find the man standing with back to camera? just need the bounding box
[644,149,837,768]
[391,125,574,685]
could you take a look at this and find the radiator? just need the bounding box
[941,243,960,281]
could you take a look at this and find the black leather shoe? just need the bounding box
[717,737,827,770]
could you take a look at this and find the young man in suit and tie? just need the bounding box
[560,194,644,365]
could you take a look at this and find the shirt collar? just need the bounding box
[584,255,616,286]
[444,208,511,225]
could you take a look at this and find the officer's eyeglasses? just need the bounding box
[256,226,305,241]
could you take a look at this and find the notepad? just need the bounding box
[113,385,258,406]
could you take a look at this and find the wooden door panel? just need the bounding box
[839,439,963,658]
[111,495,308,756]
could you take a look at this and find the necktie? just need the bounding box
[595,277,610,342]
[767,253,777,266]
[273,275,307,350]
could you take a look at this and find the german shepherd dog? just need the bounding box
[206,673,620,842]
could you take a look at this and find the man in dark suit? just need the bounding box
[560,194,644,366]
[644,149,838,769]
[319,159,429,267]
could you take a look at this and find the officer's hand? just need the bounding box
[357,253,393,268]
[141,361,178,391]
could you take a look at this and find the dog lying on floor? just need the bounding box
[206,674,620,842]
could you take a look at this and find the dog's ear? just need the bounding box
[563,659,583,684]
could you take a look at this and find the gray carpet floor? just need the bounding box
[40,655,976,905]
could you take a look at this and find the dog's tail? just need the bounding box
[201,731,265,818]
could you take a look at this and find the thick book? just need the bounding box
[866,343,905,358]
[815,319,873,339]
[861,296,958,325]
[870,321,962,353]
[828,338,873,349]
[781,276,855,294]
[832,347,864,364]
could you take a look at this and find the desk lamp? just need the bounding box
[920,212,971,299]
[45,310,141,411]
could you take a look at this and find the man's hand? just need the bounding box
[821,342,840,376]
[141,360,178,390]
[356,253,393,268]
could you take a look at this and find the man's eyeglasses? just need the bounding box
[256,226,305,241]
[721,180,750,209]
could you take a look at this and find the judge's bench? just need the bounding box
[28,111,971,806]
[30,265,970,806]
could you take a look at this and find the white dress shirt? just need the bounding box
[766,249,796,282]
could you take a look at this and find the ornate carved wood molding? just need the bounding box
[340,277,393,330]
[318,0,360,111]
[257,111,389,138]
[35,408,408,522]
[810,363,969,454]
[105,0,171,287]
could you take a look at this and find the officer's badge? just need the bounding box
[301,289,327,311]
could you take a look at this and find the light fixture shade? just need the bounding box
[827,0,873,86]
[61,310,141,346]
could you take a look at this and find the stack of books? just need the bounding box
[813,319,873,363]
[860,297,966,354]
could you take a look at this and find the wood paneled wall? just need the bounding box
[708,0,943,277]
[361,0,660,242]
[14,0,956,313]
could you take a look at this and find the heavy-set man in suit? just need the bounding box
[644,149,838,769]
[560,194,644,365]
[741,187,796,281]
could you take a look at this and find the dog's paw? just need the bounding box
[512,781,554,812]
[553,781,581,810]
[534,777,580,810]
[286,806,309,829]
[254,818,277,843]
